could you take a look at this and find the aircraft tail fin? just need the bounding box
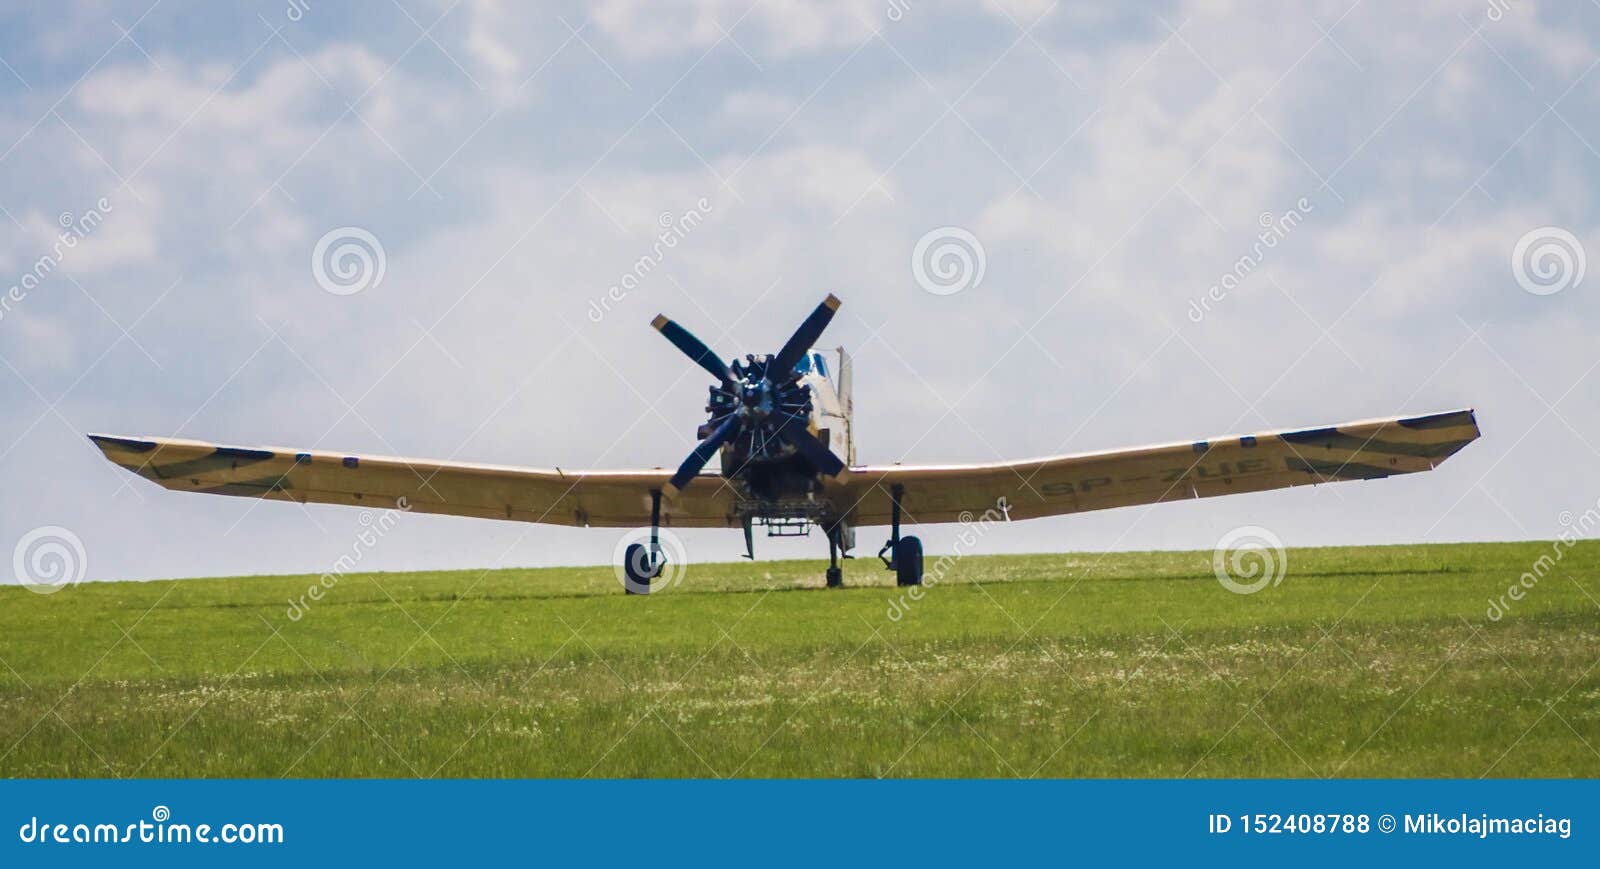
[836,346,855,465]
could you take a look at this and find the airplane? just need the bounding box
[89,294,1482,592]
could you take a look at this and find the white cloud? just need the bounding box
[465,0,523,85]
[593,0,883,59]
[716,89,799,129]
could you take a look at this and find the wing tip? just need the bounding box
[822,293,841,311]
[651,314,670,331]
[86,433,157,454]
[1397,408,1479,435]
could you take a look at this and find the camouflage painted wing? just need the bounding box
[832,409,1480,526]
[88,435,739,528]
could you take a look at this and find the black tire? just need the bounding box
[894,536,923,587]
[624,542,654,595]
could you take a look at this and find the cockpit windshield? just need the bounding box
[794,351,829,379]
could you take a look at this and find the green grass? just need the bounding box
[2,541,1597,778]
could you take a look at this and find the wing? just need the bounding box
[88,435,739,528]
[831,409,1480,526]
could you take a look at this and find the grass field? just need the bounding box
[2,541,1598,778]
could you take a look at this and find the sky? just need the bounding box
[1,0,1598,585]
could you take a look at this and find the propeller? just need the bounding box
[652,315,734,384]
[654,295,847,492]
[669,414,741,491]
[771,294,842,375]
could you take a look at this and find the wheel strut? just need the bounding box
[649,488,663,573]
[877,484,905,570]
[826,523,843,588]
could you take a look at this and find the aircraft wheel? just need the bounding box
[826,567,843,588]
[624,543,657,595]
[894,536,923,586]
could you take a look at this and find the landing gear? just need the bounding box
[894,536,923,587]
[626,490,666,595]
[623,543,661,594]
[877,484,923,586]
[826,524,844,588]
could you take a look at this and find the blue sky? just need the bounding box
[2,0,1598,583]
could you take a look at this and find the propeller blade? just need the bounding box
[652,315,734,384]
[769,294,841,379]
[777,416,846,478]
[668,415,742,492]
